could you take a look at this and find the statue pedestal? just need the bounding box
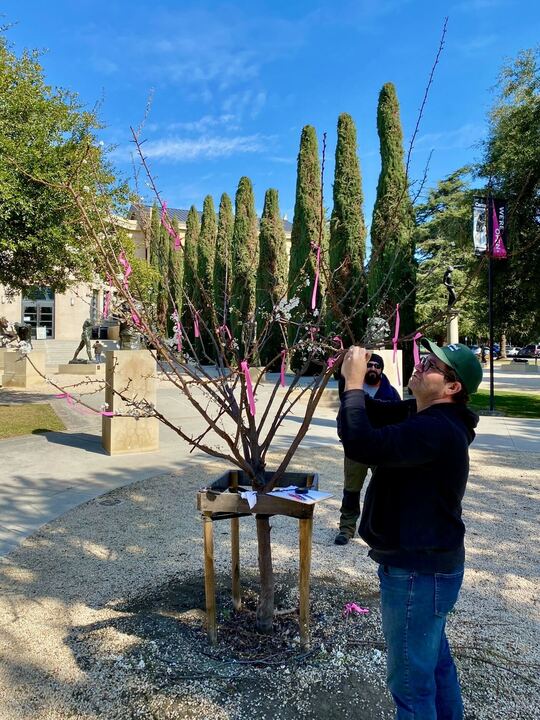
[102,350,159,455]
[371,348,404,398]
[446,311,459,345]
[1,351,46,388]
[58,362,104,376]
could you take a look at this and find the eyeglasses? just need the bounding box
[417,355,456,381]
[367,362,381,369]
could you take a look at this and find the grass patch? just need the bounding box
[470,389,540,418]
[0,403,66,439]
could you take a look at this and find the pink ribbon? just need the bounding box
[218,324,232,342]
[311,245,321,310]
[160,201,183,250]
[393,303,401,386]
[193,310,200,338]
[333,336,344,349]
[343,602,369,618]
[55,393,114,417]
[491,202,507,259]
[118,250,132,291]
[131,310,142,327]
[413,332,422,367]
[309,326,318,342]
[327,356,336,369]
[280,350,287,387]
[240,360,256,416]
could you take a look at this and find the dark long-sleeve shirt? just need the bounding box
[340,390,479,573]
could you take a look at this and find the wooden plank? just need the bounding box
[230,471,242,610]
[202,513,217,644]
[298,517,313,650]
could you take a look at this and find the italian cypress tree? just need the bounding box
[182,205,200,346]
[288,126,324,338]
[167,217,184,331]
[368,83,416,345]
[149,204,170,331]
[197,195,217,356]
[329,112,367,342]
[230,177,259,357]
[213,192,234,325]
[256,188,288,368]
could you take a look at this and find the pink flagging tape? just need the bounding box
[240,360,256,416]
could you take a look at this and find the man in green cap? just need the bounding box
[339,340,482,720]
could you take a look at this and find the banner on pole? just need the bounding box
[472,197,507,257]
[473,197,487,254]
[491,199,507,259]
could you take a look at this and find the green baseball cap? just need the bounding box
[420,339,483,394]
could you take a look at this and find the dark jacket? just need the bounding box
[340,390,479,573]
[336,373,400,436]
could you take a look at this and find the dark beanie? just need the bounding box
[370,352,384,370]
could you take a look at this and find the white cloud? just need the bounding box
[167,114,238,133]
[135,134,271,162]
[413,123,486,152]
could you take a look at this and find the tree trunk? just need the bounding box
[255,515,274,633]
[500,332,507,359]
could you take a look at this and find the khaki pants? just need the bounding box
[338,456,370,537]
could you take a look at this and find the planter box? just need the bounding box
[197,470,319,519]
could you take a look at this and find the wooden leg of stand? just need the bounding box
[231,516,241,610]
[299,515,313,650]
[203,513,217,644]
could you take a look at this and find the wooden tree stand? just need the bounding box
[196,470,318,650]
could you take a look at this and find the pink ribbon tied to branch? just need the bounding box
[173,310,182,353]
[118,250,132,291]
[218,324,232,343]
[413,332,422,367]
[392,303,401,387]
[160,201,183,250]
[193,310,200,338]
[343,602,369,618]
[55,393,114,417]
[240,360,256,416]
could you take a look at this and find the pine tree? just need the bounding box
[368,83,416,357]
[182,205,200,346]
[230,177,259,357]
[256,189,288,367]
[213,193,234,325]
[288,125,324,346]
[329,113,367,342]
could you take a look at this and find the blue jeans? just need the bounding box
[378,564,464,720]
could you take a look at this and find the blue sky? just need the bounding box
[3,0,539,228]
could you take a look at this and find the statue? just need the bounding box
[71,318,94,362]
[365,316,391,347]
[442,267,457,309]
[0,317,33,352]
[117,302,142,350]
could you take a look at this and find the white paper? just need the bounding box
[240,485,333,507]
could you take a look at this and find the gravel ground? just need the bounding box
[0,442,538,720]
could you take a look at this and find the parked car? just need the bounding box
[514,344,540,361]
[505,345,521,357]
[470,345,500,360]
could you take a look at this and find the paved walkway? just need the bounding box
[1,374,539,556]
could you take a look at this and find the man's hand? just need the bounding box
[341,346,371,391]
